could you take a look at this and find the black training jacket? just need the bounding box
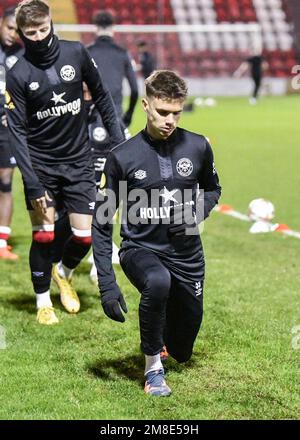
[5,40,124,199]
[92,128,221,291]
[87,36,138,118]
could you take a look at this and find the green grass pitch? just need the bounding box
[0,96,300,419]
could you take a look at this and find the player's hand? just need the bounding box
[101,284,128,323]
[82,81,92,101]
[30,191,53,215]
[122,110,133,127]
[168,204,197,238]
[1,115,7,127]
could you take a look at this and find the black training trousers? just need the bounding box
[120,247,204,363]
[252,74,262,98]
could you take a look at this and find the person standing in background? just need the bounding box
[137,40,156,79]
[0,7,22,260]
[233,45,268,105]
[86,10,138,282]
[6,0,123,324]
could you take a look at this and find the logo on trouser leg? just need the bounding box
[195,281,202,296]
[32,272,44,277]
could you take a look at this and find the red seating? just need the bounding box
[74,0,175,25]
[214,0,257,23]
[0,0,296,78]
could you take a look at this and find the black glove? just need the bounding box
[101,284,128,323]
[167,204,197,238]
[122,110,133,127]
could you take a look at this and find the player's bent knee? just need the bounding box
[32,225,55,243]
[144,270,171,301]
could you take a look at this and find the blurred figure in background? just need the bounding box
[233,44,268,105]
[0,7,22,260]
[86,10,139,282]
[88,10,138,149]
[137,40,156,79]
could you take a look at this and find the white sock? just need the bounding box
[57,261,74,280]
[0,239,7,248]
[36,291,52,309]
[145,354,163,375]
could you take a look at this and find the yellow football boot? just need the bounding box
[52,264,80,314]
[37,306,59,325]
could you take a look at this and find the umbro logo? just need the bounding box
[29,82,40,91]
[89,202,95,210]
[32,271,44,277]
[6,55,18,70]
[134,169,147,180]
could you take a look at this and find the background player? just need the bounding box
[86,10,138,281]
[0,8,22,260]
[233,44,268,105]
[137,40,156,80]
[6,0,124,325]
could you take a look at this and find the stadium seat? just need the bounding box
[1,0,294,78]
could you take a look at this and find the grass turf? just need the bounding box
[0,96,300,419]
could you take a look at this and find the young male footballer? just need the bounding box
[92,70,221,396]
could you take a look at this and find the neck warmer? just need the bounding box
[19,22,60,69]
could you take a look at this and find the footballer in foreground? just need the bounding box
[92,70,221,396]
